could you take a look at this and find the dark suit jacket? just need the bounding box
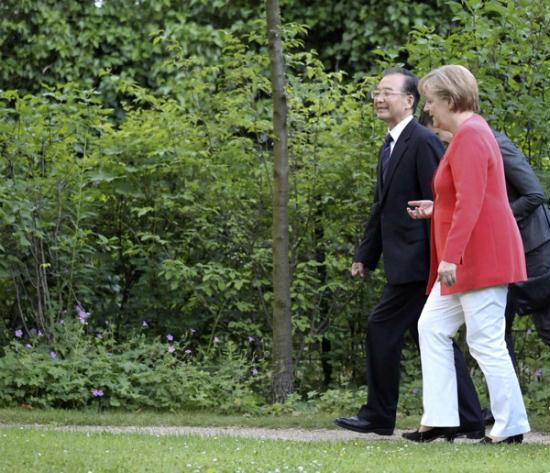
[495,131,550,313]
[355,119,444,285]
[495,131,550,254]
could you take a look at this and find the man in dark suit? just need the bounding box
[335,67,483,437]
[480,132,550,424]
[495,131,550,353]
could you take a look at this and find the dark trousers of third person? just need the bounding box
[506,240,550,367]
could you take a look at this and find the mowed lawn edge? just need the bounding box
[1,408,548,432]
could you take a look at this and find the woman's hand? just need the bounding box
[407,200,433,219]
[437,260,457,287]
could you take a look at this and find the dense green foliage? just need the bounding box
[0,0,549,412]
[0,25,381,395]
[0,0,451,99]
[284,0,453,74]
[401,0,550,172]
[1,0,236,102]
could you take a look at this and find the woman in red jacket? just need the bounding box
[403,65,530,444]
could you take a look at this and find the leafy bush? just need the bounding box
[0,23,385,393]
[2,317,548,417]
[0,318,264,413]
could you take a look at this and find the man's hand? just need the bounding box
[437,260,457,287]
[351,262,366,278]
[407,200,434,219]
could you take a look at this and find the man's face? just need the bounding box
[373,74,414,128]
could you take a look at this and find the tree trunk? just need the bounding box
[266,0,293,402]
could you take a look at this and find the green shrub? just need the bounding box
[0,318,264,413]
[0,25,383,392]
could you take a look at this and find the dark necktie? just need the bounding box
[381,133,394,184]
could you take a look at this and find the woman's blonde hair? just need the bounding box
[419,65,480,113]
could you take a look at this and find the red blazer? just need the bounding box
[427,115,527,295]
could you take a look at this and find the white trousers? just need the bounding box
[419,282,530,437]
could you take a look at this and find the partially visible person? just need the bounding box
[418,110,453,146]
[487,131,550,424]
[334,67,483,439]
[403,64,530,444]
[495,132,550,353]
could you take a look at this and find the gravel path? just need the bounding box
[3,424,549,444]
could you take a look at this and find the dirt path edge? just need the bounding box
[2,423,549,444]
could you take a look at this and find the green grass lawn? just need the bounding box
[0,426,548,473]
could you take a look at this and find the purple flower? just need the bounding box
[167,345,176,353]
[142,321,149,328]
[251,368,258,376]
[213,336,220,344]
[166,334,174,342]
[247,336,255,343]
[184,349,192,354]
[50,351,57,359]
[38,330,44,338]
[25,344,32,349]
[534,368,543,379]
[30,328,37,335]
[59,319,65,325]
[76,304,89,324]
[91,388,104,397]
[526,329,533,336]
[15,329,23,338]
[412,388,418,396]
[190,328,196,334]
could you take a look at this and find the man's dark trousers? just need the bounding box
[357,282,482,429]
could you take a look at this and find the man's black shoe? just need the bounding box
[455,426,485,439]
[334,416,393,435]
[481,407,495,426]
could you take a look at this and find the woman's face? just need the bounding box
[423,89,452,132]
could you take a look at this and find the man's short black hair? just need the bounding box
[382,67,420,113]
